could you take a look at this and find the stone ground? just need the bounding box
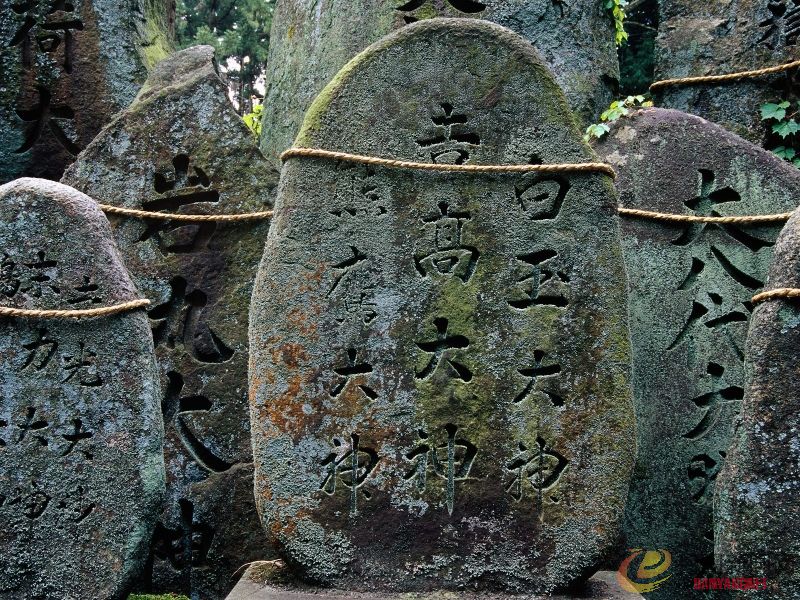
[224,565,644,600]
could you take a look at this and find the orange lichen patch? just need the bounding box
[287,306,318,337]
[271,341,310,370]
[266,373,316,436]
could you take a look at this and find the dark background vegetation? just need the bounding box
[173,0,659,116]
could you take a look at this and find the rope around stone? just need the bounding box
[618,207,794,224]
[280,147,617,179]
[752,288,800,304]
[650,59,800,92]
[98,204,274,222]
[0,298,151,320]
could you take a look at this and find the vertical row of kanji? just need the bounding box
[0,0,172,183]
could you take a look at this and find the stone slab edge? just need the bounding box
[225,566,644,600]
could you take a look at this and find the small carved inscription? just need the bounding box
[404,424,477,515]
[759,0,800,47]
[414,201,479,283]
[396,0,487,24]
[2,406,95,458]
[320,434,379,516]
[515,177,569,221]
[507,250,571,309]
[330,348,377,400]
[513,350,565,407]
[505,438,568,503]
[0,480,95,523]
[416,103,481,164]
[415,317,472,382]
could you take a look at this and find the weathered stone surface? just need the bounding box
[61,45,279,600]
[595,108,800,599]
[0,178,164,599]
[715,209,800,599]
[226,565,646,600]
[259,0,619,166]
[655,0,800,142]
[0,0,173,184]
[250,19,635,594]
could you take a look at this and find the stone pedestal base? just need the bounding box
[225,564,645,600]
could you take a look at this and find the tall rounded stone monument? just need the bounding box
[596,108,800,599]
[715,209,800,600]
[250,19,635,594]
[0,178,164,599]
[259,0,619,166]
[62,46,278,600]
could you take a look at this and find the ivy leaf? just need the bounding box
[793,158,800,169]
[761,102,789,121]
[774,146,797,160]
[584,123,611,141]
[773,119,800,138]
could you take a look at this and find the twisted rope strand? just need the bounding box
[650,59,800,92]
[98,204,273,222]
[618,207,794,224]
[752,288,800,303]
[280,147,617,179]
[0,298,151,319]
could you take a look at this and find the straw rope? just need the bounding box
[0,298,151,319]
[618,207,794,224]
[752,288,800,304]
[280,147,617,179]
[98,204,273,222]
[650,59,800,92]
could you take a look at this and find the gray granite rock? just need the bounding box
[0,0,173,183]
[259,0,619,166]
[0,177,164,600]
[250,19,635,595]
[715,208,800,599]
[225,565,646,600]
[655,0,800,142]
[595,107,800,599]
[62,45,279,600]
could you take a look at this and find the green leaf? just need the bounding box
[773,146,796,160]
[761,102,788,121]
[584,123,611,141]
[773,119,800,138]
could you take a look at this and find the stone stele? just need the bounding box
[0,178,164,600]
[62,45,278,600]
[595,107,800,600]
[715,209,800,600]
[250,18,635,594]
[0,0,173,183]
[259,0,619,166]
[655,0,800,143]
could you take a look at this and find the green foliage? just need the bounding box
[242,102,263,138]
[584,95,653,142]
[619,25,655,95]
[761,101,790,122]
[176,0,275,114]
[761,100,800,167]
[605,0,629,46]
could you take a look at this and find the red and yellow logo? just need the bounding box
[617,549,673,593]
